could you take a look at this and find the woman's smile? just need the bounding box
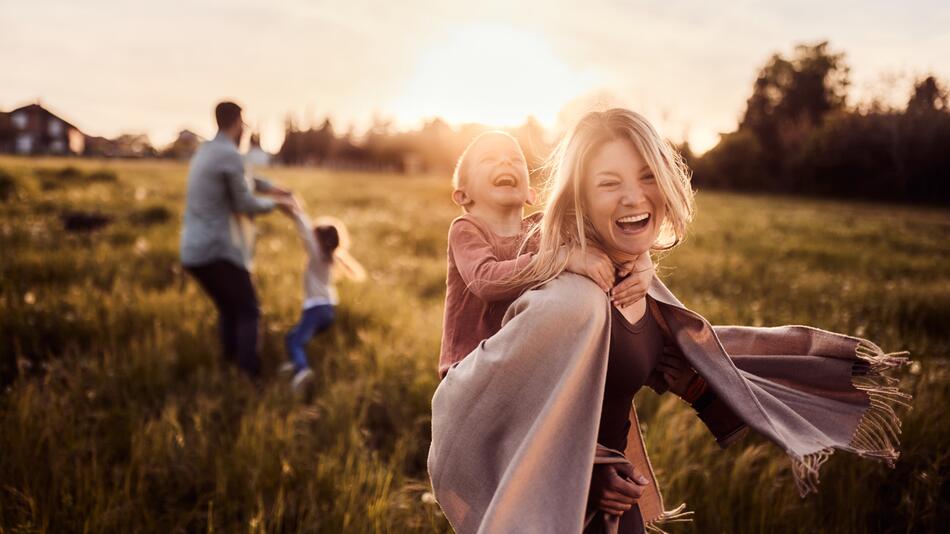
[615,212,651,233]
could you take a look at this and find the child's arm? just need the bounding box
[610,252,655,308]
[450,220,536,302]
[562,247,615,293]
[290,209,322,261]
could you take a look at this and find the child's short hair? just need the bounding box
[452,130,520,191]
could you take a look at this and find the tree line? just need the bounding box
[686,41,949,204]
[275,41,948,205]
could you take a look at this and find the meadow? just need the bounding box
[0,156,947,533]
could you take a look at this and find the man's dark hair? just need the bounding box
[215,101,243,130]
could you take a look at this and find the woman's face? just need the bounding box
[582,139,666,261]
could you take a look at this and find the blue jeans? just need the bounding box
[285,304,335,371]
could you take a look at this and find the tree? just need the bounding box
[739,41,850,174]
[907,76,948,114]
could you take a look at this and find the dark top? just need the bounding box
[597,296,664,451]
[587,297,663,534]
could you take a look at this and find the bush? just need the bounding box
[130,205,172,226]
[790,110,950,203]
[692,130,769,191]
[87,169,119,183]
[0,168,17,201]
[35,166,83,190]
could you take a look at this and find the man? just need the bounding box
[180,101,296,378]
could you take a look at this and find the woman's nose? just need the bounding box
[620,183,645,205]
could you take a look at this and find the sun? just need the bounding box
[390,24,596,128]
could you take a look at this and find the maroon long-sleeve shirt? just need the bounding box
[438,212,541,378]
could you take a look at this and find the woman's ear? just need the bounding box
[452,189,472,208]
[525,187,538,206]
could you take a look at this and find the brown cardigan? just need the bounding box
[428,274,910,533]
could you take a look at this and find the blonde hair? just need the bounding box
[312,215,367,282]
[451,130,523,192]
[509,108,695,289]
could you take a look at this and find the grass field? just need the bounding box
[0,156,947,533]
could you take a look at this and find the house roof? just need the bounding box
[10,103,82,133]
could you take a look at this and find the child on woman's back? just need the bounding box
[439,131,654,378]
[282,202,366,390]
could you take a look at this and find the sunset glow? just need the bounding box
[2,1,948,153]
[391,24,597,128]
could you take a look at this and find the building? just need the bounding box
[3,103,85,155]
[0,111,12,153]
[162,129,203,159]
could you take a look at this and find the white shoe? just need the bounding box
[291,368,315,392]
[278,362,296,379]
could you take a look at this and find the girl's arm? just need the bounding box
[291,209,322,260]
[450,220,536,302]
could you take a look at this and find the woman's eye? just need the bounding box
[598,180,620,188]
[641,174,655,182]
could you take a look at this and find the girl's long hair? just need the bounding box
[506,108,695,290]
[313,216,367,282]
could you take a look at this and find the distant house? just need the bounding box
[0,111,12,153]
[162,129,204,160]
[4,103,85,155]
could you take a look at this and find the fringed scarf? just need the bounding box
[428,273,910,533]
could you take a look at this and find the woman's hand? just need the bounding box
[611,253,655,308]
[657,344,700,399]
[589,463,650,516]
[563,246,614,293]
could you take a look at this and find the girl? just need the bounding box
[282,204,366,391]
[428,109,910,533]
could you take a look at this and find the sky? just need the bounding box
[2,0,948,153]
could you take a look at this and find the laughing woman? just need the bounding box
[427,108,911,534]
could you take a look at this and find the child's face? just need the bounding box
[457,135,532,211]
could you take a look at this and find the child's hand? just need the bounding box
[610,253,654,308]
[563,246,614,293]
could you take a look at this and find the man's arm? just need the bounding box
[450,220,534,302]
[253,176,291,196]
[224,154,276,214]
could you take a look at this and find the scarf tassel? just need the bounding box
[644,503,694,534]
[790,340,911,497]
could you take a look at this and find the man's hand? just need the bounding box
[563,246,615,293]
[611,253,655,308]
[589,463,650,516]
[274,195,299,215]
[269,184,293,197]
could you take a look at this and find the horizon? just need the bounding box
[3,0,948,154]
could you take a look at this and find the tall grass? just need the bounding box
[0,156,947,532]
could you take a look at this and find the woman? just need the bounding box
[427,109,911,533]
